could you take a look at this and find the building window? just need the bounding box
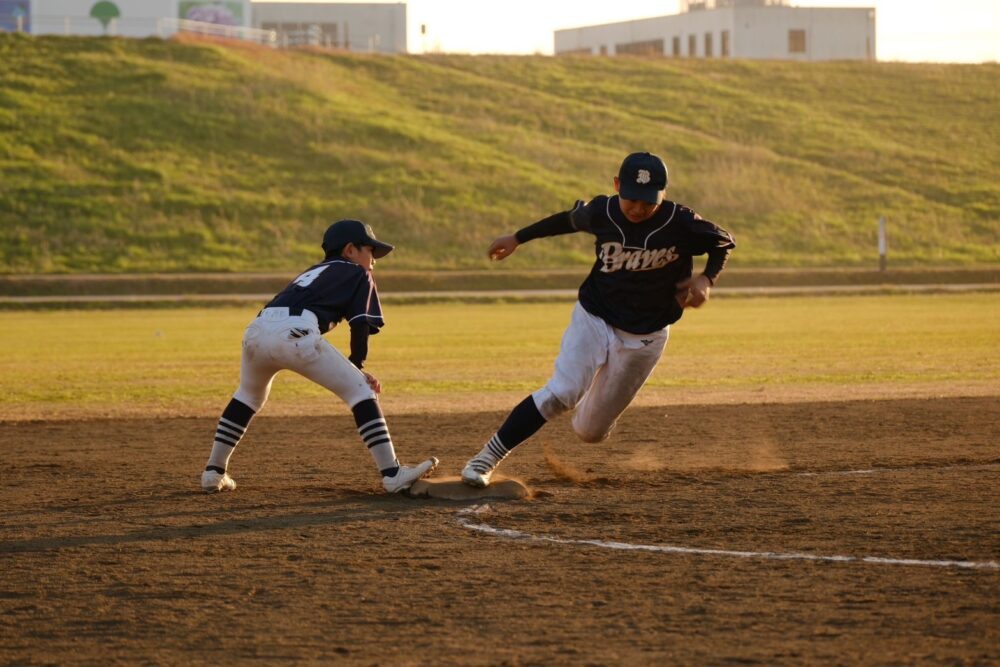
[704,32,713,57]
[789,29,806,54]
[672,36,681,56]
[688,34,697,57]
[721,30,730,57]
[266,21,344,48]
[615,39,665,56]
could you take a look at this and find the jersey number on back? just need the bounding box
[293,265,329,288]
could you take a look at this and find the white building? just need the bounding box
[24,0,253,38]
[555,0,875,61]
[2,0,405,52]
[251,2,406,53]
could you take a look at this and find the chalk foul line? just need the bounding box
[795,462,1000,477]
[456,506,999,571]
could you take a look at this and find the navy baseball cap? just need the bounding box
[322,219,394,259]
[618,152,669,204]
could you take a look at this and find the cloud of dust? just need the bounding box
[745,439,789,472]
[625,440,789,473]
[626,448,668,472]
[542,443,598,483]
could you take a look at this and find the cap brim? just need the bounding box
[619,182,665,205]
[369,240,394,259]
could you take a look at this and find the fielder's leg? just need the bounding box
[202,321,278,493]
[352,398,438,493]
[571,327,668,443]
[284,323,437,493]
[462,303,609,487]
[203,398,255,493]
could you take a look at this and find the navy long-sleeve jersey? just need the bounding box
[265,259,384,368]
[516,195,735,334]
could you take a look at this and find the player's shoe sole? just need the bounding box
[383,457,439,493]
[461,460,494,488]
[201,470,236,494]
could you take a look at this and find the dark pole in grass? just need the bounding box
[878,216,888,272]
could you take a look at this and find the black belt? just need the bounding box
[258,307,306,317]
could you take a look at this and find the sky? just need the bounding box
[342,0,1000,63]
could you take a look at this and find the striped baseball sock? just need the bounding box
[468,395,547,473]
[352,399,399,477]
[467,433,512,475]
[205,398,256,474]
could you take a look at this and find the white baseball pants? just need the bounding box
[232,307,375,412]
[532,302,668,442]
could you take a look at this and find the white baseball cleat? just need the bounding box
[383,457,439,494]
[461,458,495,488]
[201,470,237,494]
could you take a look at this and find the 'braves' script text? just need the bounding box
[598,242,679,273]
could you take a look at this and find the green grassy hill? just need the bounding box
[1,34,997,273]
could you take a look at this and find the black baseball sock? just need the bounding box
[468,396,548,472]
[497,395,548,448]
[352,399,400,477]
[205,398,256,474]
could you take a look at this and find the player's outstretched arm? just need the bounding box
[488,234,519,261]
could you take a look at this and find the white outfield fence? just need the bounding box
[26,15,277,47]
[155,18,277,47]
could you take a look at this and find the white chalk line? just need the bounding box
[456,506,1000,571]
[794,462,1000,478]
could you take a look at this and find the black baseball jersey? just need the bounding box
[265,259,384,367]
[516,195,735,334]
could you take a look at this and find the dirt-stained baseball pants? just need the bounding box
[531,302,669,442]
[233,307,375,412]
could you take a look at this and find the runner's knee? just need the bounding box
[532,388,573,421]
[573,422,611,443]
[571,411,616,443]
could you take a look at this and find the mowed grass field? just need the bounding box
[2,293,997,421]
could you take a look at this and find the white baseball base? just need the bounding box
[405,475,531,500]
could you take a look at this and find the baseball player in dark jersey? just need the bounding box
[462,152,735,487]
[201,219,438,494]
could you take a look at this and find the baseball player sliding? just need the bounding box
[462,152,736,487]
[201,219,438,494]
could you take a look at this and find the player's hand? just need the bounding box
[363,372,382,394]
[488,234,519,261]
[675,274,712,309]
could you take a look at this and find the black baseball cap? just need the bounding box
[321,219,394,259]
[618,152,669,204]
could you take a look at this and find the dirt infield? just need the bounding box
[2,397,998,665]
